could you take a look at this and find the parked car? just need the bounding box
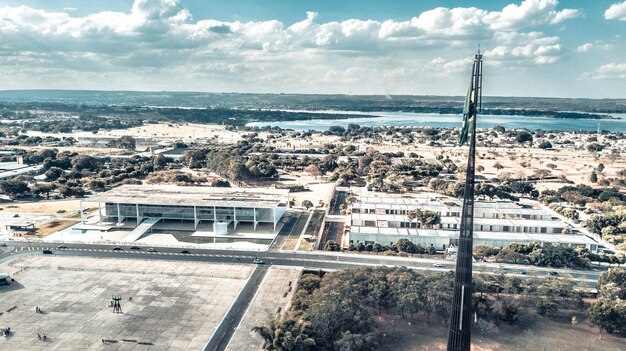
[42,249,53,254]
[112,246,122,251]
[548,271,559,276]
[129,246,141,250]
[147,248,157,252]
[181,250,190,254]
[57,244,68,249]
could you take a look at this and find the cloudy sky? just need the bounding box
[0,0,625,98]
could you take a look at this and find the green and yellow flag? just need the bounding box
[459,81,475,146]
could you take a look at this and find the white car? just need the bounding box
[432,263,444,268]
[253,258,264,264]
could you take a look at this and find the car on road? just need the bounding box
[498,265,511,270]
[42,249,53,254]
[253,258,264,264]
[147,248,157,252]
[0,242,6,247]
[181,250,190,254]
[112,246,122,251]
[57,244,68,249]
[518,270,527,275]
[432,263,444,268]
[56,210,66,214]
[548,271,559,276]
[129,246,141,250]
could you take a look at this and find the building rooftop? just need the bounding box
[86,184,290,208]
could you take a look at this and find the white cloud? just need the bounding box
[605,1,626,21]
[0,0,582,92]
[584,63,626,79]
[576,42,614,53]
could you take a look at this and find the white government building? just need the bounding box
[81,185,290,236]
[348,193,599,252]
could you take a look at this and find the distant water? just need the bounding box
[246,111,626,132]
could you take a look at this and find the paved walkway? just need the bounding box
[225,266,302,351]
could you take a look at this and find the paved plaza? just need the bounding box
[0,255,254,350]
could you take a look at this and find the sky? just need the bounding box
[0,0,624,98]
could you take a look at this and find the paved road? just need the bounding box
[0,242,606,287]
[204,265,269,351]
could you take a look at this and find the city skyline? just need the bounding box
[0,0,625,98]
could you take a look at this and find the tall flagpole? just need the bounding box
[447,49,483,351]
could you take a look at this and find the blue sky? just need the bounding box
[0,0,624,98]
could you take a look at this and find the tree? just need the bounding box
[597,163,605,172]
[302,200,314,210]
[474,246,501,257]
[32,183,56,200]
[45,167,64,181]
[515,131,533,145]
[227,159,247,185]
[324,240,341,251]
[492,298,521,324]
[590,171,598,183]
[0,178,30,199]
[493,162,504,171]
[587,268,626,337]
[304,164,322,179]
[495,249,528,264]
[538,141,553,149]
[396,238,417,254]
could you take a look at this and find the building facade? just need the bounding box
[348,193,598,252]
[82,184,290,233]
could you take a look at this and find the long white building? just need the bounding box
[82,184,290,234]
[349,193,598,252]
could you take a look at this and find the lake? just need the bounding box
[246,111,626,132]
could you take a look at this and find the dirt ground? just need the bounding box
[32,219,79,236]
[0,200,81,214]
[378,313,626,351]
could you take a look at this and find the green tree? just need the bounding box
[32,183,56,200]
[301,200,314,210]
[474,246,501,257]
[0,178,30,199]
[324,240,341,252]
[516,131,533,145]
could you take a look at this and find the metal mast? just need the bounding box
[447,50,483,351]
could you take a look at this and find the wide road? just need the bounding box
[0,241,606,288]
[204,265,269,351]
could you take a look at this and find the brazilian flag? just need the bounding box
[459,81,475,146]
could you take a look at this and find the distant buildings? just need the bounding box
[0,156,43,180]
[348,192,599,252]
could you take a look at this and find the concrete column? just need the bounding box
[193,205,198,229]
[79,200,84,224]
[117,203,121,224]
[253,207,257,231]
[213,206,217,233]
[273,207,276,231]
[233,206,237,229]
[98,202,102,224]
[136,203,143,224]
